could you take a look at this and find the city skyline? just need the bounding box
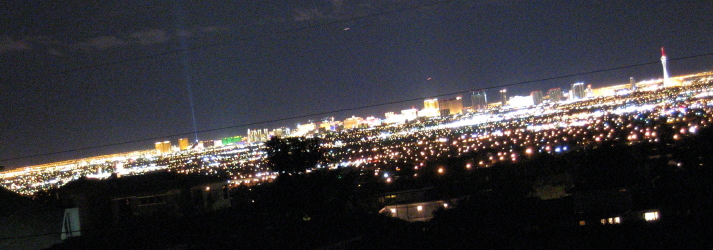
[2,1,713,169]
[3,70,712,196]
[0,46,708,170]
[0,68,693,171]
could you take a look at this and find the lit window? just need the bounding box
[417,205,423,211]
[644,211,659,221]
[614,217,621,224]
[579,221,586,226]
[601,219,606,225]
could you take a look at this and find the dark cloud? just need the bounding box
[47,48,63,56]
[73,26,229,50]
[177,29,193,37]
[200,26,230,33]
[332,0,346,12]
[294,8,326,21]
[77,36,128,50]
[130,29,170,45]
[0,37,31,53]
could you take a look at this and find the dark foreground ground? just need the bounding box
[40,128,713,249]
[43,203,713,250]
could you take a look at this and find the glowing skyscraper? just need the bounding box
[424,99,439,110]
[471,91,487,111]
[661,47,670,86]
[571,82,585,100]
[499,89,507,106]
[438,96,464,115]
[178,138,190,151]
[548,88,563,103]
[531,90,544,106]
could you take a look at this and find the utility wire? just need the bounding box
[2,52,713,164]
[2,53,713,241]
[0,0,455,163]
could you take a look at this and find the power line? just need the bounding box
[2,54,713,241]
[0,0,456,163]
[2,51,712,164]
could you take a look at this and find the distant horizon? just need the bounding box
[3,68,709,171]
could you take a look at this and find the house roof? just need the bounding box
[60,171,228,198]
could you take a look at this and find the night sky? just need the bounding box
[2,0,713,169]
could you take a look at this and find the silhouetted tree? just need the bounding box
[265,137,324,173]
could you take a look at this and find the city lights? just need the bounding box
[3,72,713,198]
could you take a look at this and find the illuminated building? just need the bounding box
[344,116,364,129]
[154,141,171,154]
[221,136,243,145]
[487,102,502,109]
[531,90,543,106]
[659,48,683,87]
[384,112,404,124]
[499,89,507,106]
[471,91,487,111]
[318,117,338,132]
[247,128,269,143]
[178,138,189,151]
[319,120,340,132]
[401,108,418,121]
[364,116,382,127]
[271,128,289,137]
[318,122,330,131]
[438,96,463,115]
[202,140,215,148]
[571,82,585,100]
[421,99,440,117]
[379,200,453,222]
[548,88,563,103]
[630,77,637,91]
[661,47,670,87]
[295,123,316,136]
[424,99,439,110]
[376,188,461,222]
[508,95,534,108]
[592,84,631,97]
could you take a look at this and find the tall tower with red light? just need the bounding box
[661,47,670,86]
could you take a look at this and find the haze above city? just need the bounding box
[2,0,713,169]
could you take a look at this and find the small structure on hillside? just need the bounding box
[58,172,230,239]
[376,187,461,222]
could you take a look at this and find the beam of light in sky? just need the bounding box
[175,0,199,143]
